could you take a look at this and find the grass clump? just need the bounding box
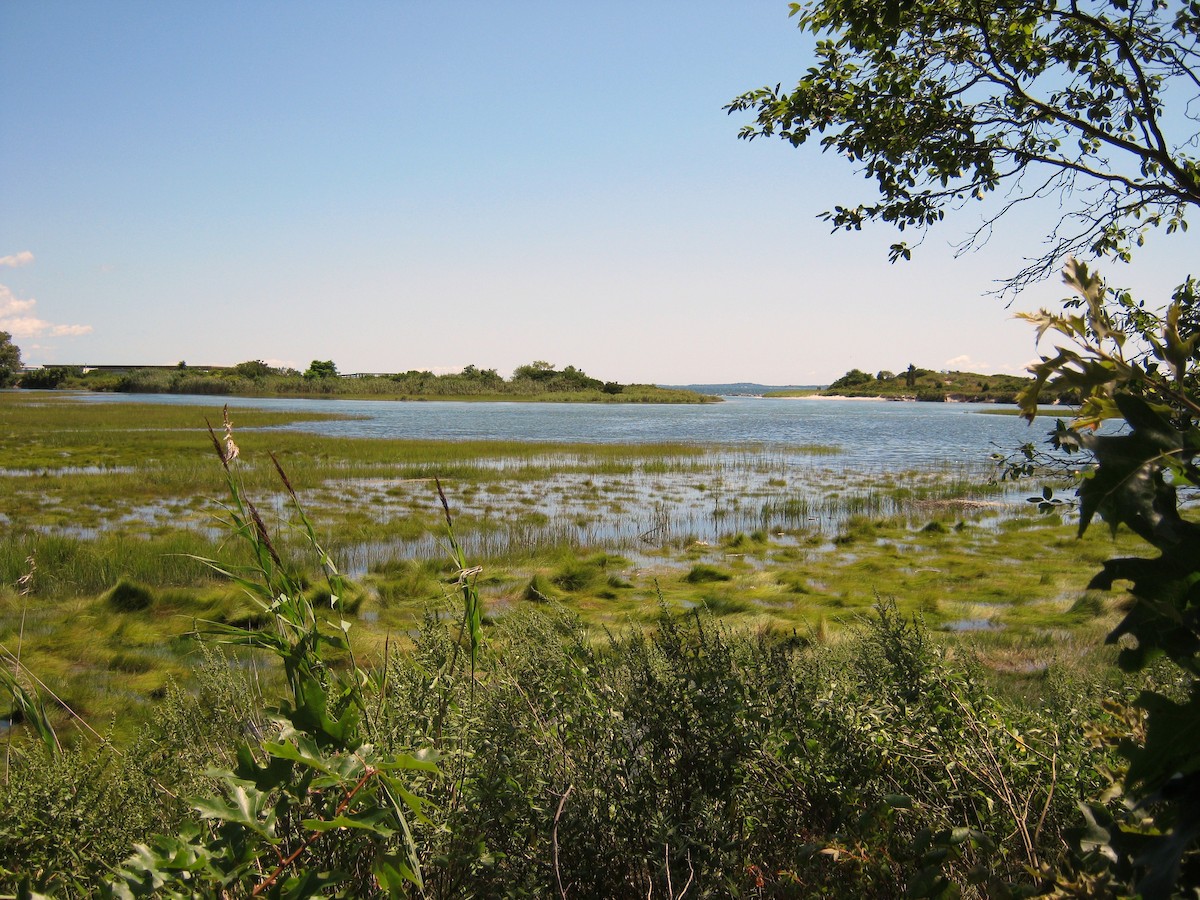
[698,591,752,615]
[684,563,733,584]
[523,573,558,602]
[550,558,600,592]
[310,580,368,615]
[103,578,155,612]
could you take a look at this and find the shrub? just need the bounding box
[18,367,82,389]
[371,603,1105,897]
[829,368,875,390]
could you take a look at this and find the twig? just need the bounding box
[251,767,377,896]
[663,844,694,899]
[5,556,38,781]
[553,784,574,900]
[1033,734,1060,850]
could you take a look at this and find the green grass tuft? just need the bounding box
[685,564,733,584]
[104,578,155,612]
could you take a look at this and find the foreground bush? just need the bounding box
[1,599,1123,897]
[388,603,1113,898]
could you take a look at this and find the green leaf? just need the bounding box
[302,809,396,838]
[1077,396,1186,543]
[234,742,295,792]
[262,732,363,779]
[191,782,276,840]
[374,854,419,894]
[377,749,440,775]
[1074,802,1116,857]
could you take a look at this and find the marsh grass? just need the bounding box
[0,390,1148,740]
[0,395,1175,896]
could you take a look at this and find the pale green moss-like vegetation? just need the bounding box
[0,391,1143,739]
[0,391,1164,896]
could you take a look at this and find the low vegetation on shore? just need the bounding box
[766,366,1079,404]
[15,358,716,404]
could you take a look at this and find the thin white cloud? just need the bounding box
[50,324,93,337]
[0,288,36,316]
[0,251,34,268]
[943,354,990,371]
[994,360,1039,374]
[0,284,92,339]
[2,317,54,338]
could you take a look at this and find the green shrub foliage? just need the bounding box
[0,598,1120,897]
[1013,260,1200,896]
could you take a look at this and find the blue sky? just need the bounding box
[1,1,1193,384]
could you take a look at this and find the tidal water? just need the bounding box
[72,392,1083,562]
[75,393,1068,471]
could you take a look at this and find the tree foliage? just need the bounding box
[1012,259,1200,896]
[232,359,276,379]
[510,361,604,392]
[729,1,1200,893]
[18,366,81,390]
[727,0,1200,288]
[828,367,875,390]
[0,331,21,387]
[304,359,339,380]
[511,360,556,380]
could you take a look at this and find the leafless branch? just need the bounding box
[553,784,574,900]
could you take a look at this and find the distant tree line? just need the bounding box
[8,352,706,403]
[824,365,1079,404]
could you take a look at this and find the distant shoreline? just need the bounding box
[768,393,1027,406]
[767,368,1074,405]
[770,393,890,401]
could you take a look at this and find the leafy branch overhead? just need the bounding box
[730,1,1200,894]
[727,0,1200,288]
[1015,260,1200,896]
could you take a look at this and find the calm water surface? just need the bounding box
[77,393,1065,470]
[69,392,1085,559]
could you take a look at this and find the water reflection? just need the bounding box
[318,451,1027,575]
[60,393,1072,573]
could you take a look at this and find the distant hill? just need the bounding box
[663,383,823,396]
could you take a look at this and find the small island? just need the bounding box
[14,358,717,404]
[766,365,1078,405]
